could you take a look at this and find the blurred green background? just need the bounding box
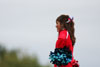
[0,44,52,67]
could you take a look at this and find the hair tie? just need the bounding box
[66,16,74,23]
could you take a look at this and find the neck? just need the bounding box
[62,28,65,30]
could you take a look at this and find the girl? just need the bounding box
[54,14,76,67]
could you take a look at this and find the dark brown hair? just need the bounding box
[56,14,76,46]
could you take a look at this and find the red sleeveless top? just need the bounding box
[54,29,74,67]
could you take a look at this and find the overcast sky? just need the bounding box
[0,0,100,67]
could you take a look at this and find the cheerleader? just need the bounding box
[54,14,76,67]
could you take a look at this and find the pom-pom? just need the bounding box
[49,46,72,66]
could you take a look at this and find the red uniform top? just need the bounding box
[54,29,74,67]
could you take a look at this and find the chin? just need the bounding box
[56,28,59,32]
[57,30,59,32]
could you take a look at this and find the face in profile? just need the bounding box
[56,21,62,32]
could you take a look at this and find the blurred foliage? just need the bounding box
[0,44,52,67]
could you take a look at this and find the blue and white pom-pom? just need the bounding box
[49,46,72,66]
